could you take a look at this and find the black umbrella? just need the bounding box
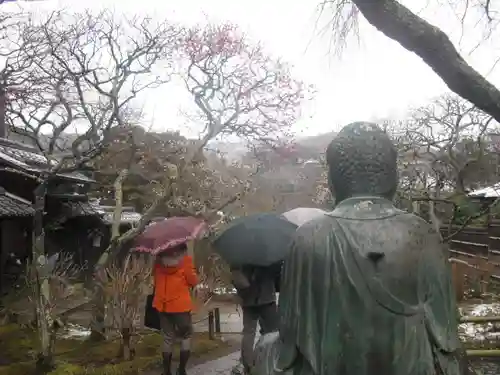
[212,213,298,266]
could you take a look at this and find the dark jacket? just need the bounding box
[231,263,282,307]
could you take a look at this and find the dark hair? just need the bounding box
[326,122,398,202]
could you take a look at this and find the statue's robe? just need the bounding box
[254,197,463,375]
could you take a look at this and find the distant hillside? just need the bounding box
[209,131,337,161]
[296,131,337,153]
[206,140,248,160]
[9,126,337,164]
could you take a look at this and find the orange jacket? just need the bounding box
[153,255,199,313]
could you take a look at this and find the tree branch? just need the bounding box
[335,0,500,123]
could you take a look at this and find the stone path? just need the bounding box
[189,304,270,374]
[188,351,240,375]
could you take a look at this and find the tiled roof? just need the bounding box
[61,201,102,218]
[0,188,34,217]
[469,183,500,198]
[0,145,48,166]
[0,141,94,183]
[58,200,142,224]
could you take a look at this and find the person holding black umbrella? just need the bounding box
[211,213,295,374]
[231,261,282,375]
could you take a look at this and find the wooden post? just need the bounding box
[214,307,221,333]
[208,310,214,340]
[0,220,5,298]
[486,201,493,295]
[450,259,465,301]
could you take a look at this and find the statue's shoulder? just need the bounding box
[293,214,337,242]
[297,213,335,231]
[397,211,442,237]
[391,212,448,261]
[285,217,335,261]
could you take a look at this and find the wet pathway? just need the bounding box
[189,351,240,375]
[190,305,261,375]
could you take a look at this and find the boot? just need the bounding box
[162,352,172,375]
[177,350,190,375]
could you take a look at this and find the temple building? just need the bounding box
[0,131,141,293]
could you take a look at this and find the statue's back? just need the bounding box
[330,207,435,307]
[255,198,463,375]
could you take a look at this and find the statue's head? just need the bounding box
[326,121,398,202]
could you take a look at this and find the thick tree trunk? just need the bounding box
[120,327,134,361]
[351,0,500,122]
[0,86,6,138]
[90,169,127,341]
[32,182,55,374]
[89,288,106,341]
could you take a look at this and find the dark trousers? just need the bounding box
[159,312,193,353]
[241,302,279,371]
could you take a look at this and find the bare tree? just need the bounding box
[87,23,310,340]
[24,253,83,367]
[390,94,500,234]
[181,23,310,147]
[95,254,153,361]
[320,0,500,123]
[0,10,44,138]
[7,9,177,155]
[402,95,497,191]
[0,9,178,371]
[93,22,310,268]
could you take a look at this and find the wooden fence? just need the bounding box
[443,221,500,299]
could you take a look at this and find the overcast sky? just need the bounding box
[5,0,500,138]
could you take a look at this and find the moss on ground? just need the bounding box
[0,324,225,375]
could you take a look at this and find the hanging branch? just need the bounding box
[321,0,500,123]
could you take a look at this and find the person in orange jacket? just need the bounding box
[153,243,198,375]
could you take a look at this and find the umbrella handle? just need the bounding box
[187,240,195,259]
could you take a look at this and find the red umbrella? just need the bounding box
[132,216,207,255]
